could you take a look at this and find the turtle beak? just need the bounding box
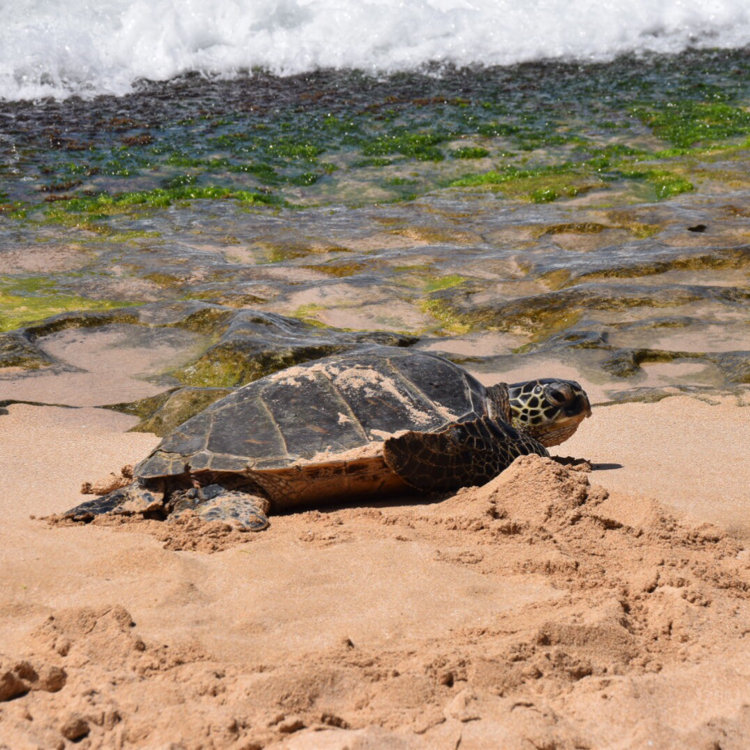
[539,389,591,447]
[566,392,592,419]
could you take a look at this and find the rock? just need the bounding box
[61,714,90,741]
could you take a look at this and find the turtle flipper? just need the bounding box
[169,484,270,532]
[63,480,165,521]
[383,416,548,491]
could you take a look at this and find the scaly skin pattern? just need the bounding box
[383,415,548,492]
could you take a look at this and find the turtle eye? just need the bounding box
[548,388,565,403]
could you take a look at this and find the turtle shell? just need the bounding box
[136,345,503,480]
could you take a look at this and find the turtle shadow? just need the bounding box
[275,491,448,518]
[553,456,622,472]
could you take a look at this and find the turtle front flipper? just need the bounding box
[383,416,548,492]
[63,480,165,521]
[169,484,270,532]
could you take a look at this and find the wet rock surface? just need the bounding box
[2,192,750,408]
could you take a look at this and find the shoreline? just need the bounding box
[2,369,749,747]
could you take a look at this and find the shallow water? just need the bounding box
[1,50,750,407]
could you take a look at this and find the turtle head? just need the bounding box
[507,378,592,447]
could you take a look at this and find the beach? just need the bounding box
[2,6,750,746]
[2,349,750,748]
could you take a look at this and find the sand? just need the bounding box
[2,357,750,748]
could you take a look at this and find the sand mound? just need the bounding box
[4,455,750,748]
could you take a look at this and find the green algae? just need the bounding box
[256,241,350,264]
[164,306,236,336]
[530,186,563,203]
[289,303,331,328]
[449,164,601,203]
[228,162,281,183]
[540,223,608,236]
[289,171,320,186]
[450,165,558,188]
[617,168,694,200]
[44,184,284,219]
[450,147,490,159]
[0,277,131,332]
[420,291,584,341]
[301,262,370,278]
[651,172,695,200]
[21,309,142,340]
[538,269,572,291]
[174,341,341,387]
[419,297,472,335]
[185,290,269,308]
[450,153,698,203]
[142,272,186,289]
[602,213,660,238]
[632,101,750,148]
[423,274,467,293]
[0,200,29,219]
[6,50,750,215]
[353,157,393,168]
[110,387,234,435]
[361,130,447,161]
[505,307,585,343]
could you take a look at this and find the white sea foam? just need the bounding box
[2,0,749,100]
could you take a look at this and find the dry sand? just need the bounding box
[1,354,750,749]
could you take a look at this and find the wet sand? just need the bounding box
[2,347,750,749]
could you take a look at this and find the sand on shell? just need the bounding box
[2,346,750,749]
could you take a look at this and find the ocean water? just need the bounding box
[2,0,750,100]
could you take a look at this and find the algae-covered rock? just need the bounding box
[23,308,140,340]
[171,309,417,387]
[542,329,610,351]
[0,330,61,371]
[107,387,234,436]
[175,340,348,387]
[601,349,642,377]
[601,347,704,378]
[713,351,750,384]
[427,282,717,341]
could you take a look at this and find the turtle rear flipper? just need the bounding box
[64,481,165,521]
[169,484,270,531]
[383,416,548,492]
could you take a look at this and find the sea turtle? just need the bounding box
[63,346,591,531]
